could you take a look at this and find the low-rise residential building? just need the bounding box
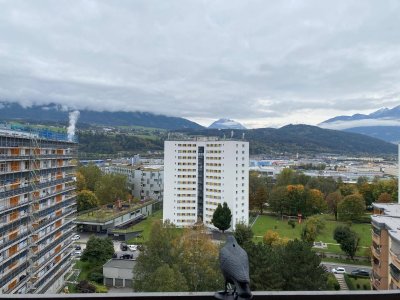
[371,203,400,290]
[107,164,163,202]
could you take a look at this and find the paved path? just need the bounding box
[334,274,348,290]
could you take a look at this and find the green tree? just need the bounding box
[337,194,366,221]
[233,223,254,247]
[148,264,188,292]
[339,183,357,197]
[253,186,268,214]
[280,239,327,290]
[276,168,296,186]
[77,190,99,211]
[211,202,232,233]
[78,164,102,191]
[94,173,128,204]
[333,226,360,260]
[358,183,375,207]
[244,242,285,291]
[306,189,327,216]
[269,186,289,217]
[356,176,369,188]
[81,236,114,264]
[301,216,325,244]
[76,171,87,191]
[326,191,343,221]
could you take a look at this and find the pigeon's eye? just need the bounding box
[233,244,235,247]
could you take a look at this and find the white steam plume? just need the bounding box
[67,110,80,141]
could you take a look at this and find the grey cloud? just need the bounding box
[0,0,400,127]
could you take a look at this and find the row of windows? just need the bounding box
[206,175,221,180]
[176,144,196,147]
[206,169,222,173]
[177,168,196,172]
[205,201,218,206]
[176,219,195,223]
[176,200,196,204]
[206,188,221,193]
[177,150,197,153]
[176,207,196,210]
[177,175,196,178]
[177,187,196,191]
[176,213,196,216]
[206,195,221,199]
[207,157,222,160]
[206,144,222,147]
[177,181,196,184]
[177,162,196,166]
[177,156,196,160]
[205,163,222,166]
[176,194,196,197]
[206,150,222,153]
[205,182,221,186]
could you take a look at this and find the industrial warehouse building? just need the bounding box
[0,127,77,294]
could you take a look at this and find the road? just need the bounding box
[321,262,372,274]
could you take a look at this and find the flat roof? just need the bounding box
[103,258,136,269]
[373,203,400,217]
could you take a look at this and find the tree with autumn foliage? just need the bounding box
[133,221,222,292]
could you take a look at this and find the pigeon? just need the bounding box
[219,235,252,299]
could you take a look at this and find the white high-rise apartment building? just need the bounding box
[163,138,249,230]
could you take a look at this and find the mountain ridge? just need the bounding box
[0,102,203,130]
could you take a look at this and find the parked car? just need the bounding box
[71,234,80,241]
[75,245,82,250]
[75,250,82,256]
[121,254,133,259]
[332,267,346,274]
[120,242,128,251]
[128,244,138,251]
[351,269,370,277]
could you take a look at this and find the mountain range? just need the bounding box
[319,105,400,143]
[0,101,396,156]
[0,102,202,130]
[175,124,397,156]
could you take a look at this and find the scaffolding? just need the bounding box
[0,128,78,294]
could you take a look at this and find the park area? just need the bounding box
[252,214,372,258]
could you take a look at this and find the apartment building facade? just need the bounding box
[0,129,77,294]
[163,139,249,230]
[371,203,400,290]
[107,164,163,202]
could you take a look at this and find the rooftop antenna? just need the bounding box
[231,130,234,138]
[242,132,245,140]
[167,132,170,140]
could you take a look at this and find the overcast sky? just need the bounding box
[1,0,400,128]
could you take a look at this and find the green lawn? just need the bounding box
[252,214,372,256]
[125,210,164,244]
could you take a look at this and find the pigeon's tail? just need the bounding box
[235,281,252,299]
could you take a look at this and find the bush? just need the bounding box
[356,283,360,289]
[288,220,296,228]
[344,274,355,290]
[76,280,96,293]
[326,273,340,290]
[89,272,103,284]
[363,284,369,290]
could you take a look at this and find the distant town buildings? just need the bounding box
[371,203,400,290]
[163,138,249,230]
[0,128,77,294]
